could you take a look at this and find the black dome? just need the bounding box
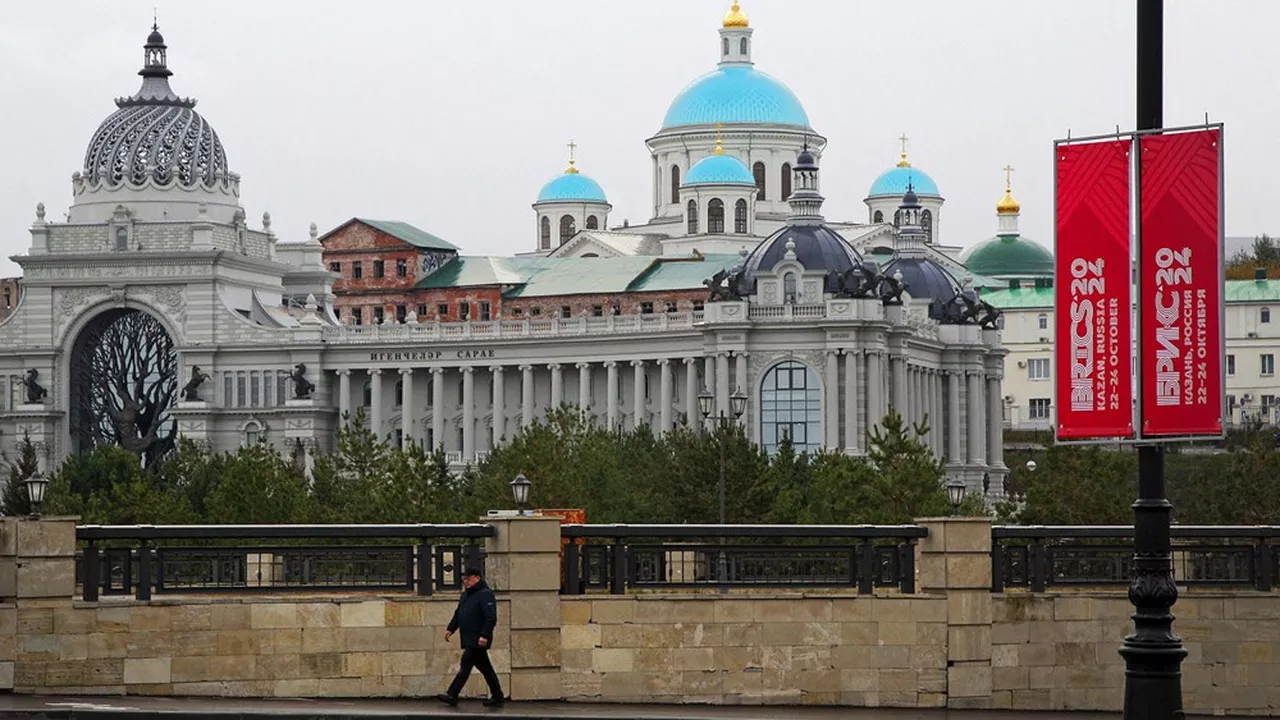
[882,257,961,300]
[735,224,863,295]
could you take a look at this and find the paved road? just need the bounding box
[0,695,1122,720]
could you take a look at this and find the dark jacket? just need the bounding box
[447,580,498,650]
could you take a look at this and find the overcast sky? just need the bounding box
[0,1,1272,277]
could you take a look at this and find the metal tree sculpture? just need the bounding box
[69,309,178,467]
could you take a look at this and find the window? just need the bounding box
[1027,358,1050,380]
[437,303,449,318]
[114,227,129,251]
[236,373,246,407]
[707,199,725,233]
[592,305,604,317]
[353,261,363,279]
[373,260,385,278]
[873,210,884,223]
[760,361,821,456]
[640,302,654,314]
[373,307,385,324]
[1227,354,1235,376]
[781,163,792,200]
[559,215,576,244]
[783,272,797,303]
[611,303,620,315]
[224,374,233,407]
[363,381,372,407]
[687,200,699,234]
[671,166,680,204]
[540,216,551,250]
[1264,354,1275,376]
[329,262,341,273]
[693,300,705,312]
[250,374,260,407]
[1029,398,1052,419]
[1265,395,1276,409]
[352,308,363,325]
[512,308,523,317]
[458,303,470,321]
[2,289,10,309]
[922,209,933,243]
[417,304,428,317]
[735,199,748,233]
[1264,308,1272,323]
[561,306,571,318]
[396,259,407,278]
[245,426,260,446]
[740,37,748,55]
[479,301,492,321]
[395,305,407,323]
[753,162,767,200]
[395,380,404,407]
[586,215,599,230]
[723,37,729,56]
[665,301,678,313]
[531,306,542,317]
[1037,314,1048,330]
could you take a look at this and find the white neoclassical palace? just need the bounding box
[0,10,1010,499]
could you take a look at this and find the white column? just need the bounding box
[988,375,1004,470]
[369,369,384,441]
[929,371,940,456]
[606,361,619,430]
[521,364,535,428]
[866,352,883,433]
[715,353,730,416]
[577,362,591,415]
[462,367,475,460]
[948,371,962,462]
[491,365,505,448]
[684,358,699,427]
[704,356,716,396]
[400,368,414,449]
[549,363,563,409]
[968,370,985,464]
[431,367,445,450]
[843,351,857,453]
[337,370,351,427]
[659,359,673,433]
[891,357,907,417]
[825,351,839,448]
[632,360,646,430]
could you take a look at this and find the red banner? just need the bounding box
[1138,128,1223,437]
[1054,139,1134,440]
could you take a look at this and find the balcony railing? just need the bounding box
[746,304,827,321]
[991,525,1280,592]
[324,312,705,343]
[560,524,926,594]
[74,524,492,602]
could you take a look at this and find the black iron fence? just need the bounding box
[992,525,1280,592]
[75,524,492,602]
[560,524,927,595]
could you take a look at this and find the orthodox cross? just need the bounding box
[567,140,577,163]
[1003,164,1015,189]
[899,133,909,156]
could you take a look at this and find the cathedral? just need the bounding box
[0,3,1010,500]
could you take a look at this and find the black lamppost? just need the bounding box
[25,471,48,520]
[697,388,747,524]
[1124,4,1186,718]
[946,479,966,516]
[510,473,531,516]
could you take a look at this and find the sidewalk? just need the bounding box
[0,695,1123,720]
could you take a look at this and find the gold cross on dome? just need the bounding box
[1003,164,1015,189]
[899,133,909,155]
[567,139,577,163]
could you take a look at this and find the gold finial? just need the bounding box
[723,0,749,28]
[713,123,725,155]
[997,164,1020,215]
[896,134,911,167]
[565,139,579,174]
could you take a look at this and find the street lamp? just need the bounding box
[1025,460,1037,472]
[25,471,49,520]
[699,387,747,525]
[510,473,531,515]
[946,479,966,516]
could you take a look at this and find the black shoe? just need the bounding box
[483,696,506,707]
[436,693,459,707]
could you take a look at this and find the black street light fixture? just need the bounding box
[698,387,747,525]
[946,479,966,516]
[510,473,531,515]
[25,471,49,520]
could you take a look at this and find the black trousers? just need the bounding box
[446,647,504,699]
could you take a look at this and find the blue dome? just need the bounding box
[662,66,810,130]
[868,166,940,198]
[882,257,962,300]
[536,172,608,203]
[684,153,755,186]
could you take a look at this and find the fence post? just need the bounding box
[611,543,627,595]
[563,541,581,595]
[136,543,152,602]
[916,516,994,709]
[416,542,433,596]
[82,542,100,602]
[899,542,916,594]
[1256,541,1274,592]
[1029,541,1047,593]
[857,543,875,594]
[482,515,563,701]
[990,542,1005,593]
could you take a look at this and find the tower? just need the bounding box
[719,1,754,66]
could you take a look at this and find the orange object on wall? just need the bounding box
[533,508,586,547]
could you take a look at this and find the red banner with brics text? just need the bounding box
[1138,128,1223,437]
[1054,139,1135,440]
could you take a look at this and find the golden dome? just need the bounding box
[723,1,749,28]
[997,188,1020,215]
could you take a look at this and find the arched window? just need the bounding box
[707,199,725,233]
[1038,313,1048,330]
[581,253,599,258]
[753,162,767,201]
[873,210,884,223]
[723,37,730,57]
[740,37,749,55]
[687,200,699,235]
[540,216,551,249]
[760,361,822,456]
[671,166,681,204]
[734,199,748,233]
[781,163,792,200]
[586,215,599,230]
[114,227,128,251]
[922,209,933,242]
[559,215,576,245]
[783,272,797,303]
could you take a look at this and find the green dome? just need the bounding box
[960,234,1053,278]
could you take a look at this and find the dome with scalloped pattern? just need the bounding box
[82,27,230,188]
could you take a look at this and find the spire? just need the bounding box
[786,146,825,225]
[897,134,911,168]
[713,124,725,155]
[117,23,194,108]
[996,165,1021,236]
[565,139,579,174]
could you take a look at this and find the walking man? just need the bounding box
[437,567,505,707]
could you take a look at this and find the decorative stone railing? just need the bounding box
[322,312,706,343]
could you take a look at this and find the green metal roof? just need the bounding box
[357,218,458,251]
[959,234,1053,278]
[627,254,741,292]
[1226,279,1280,302]
[980,286,1054,310]
[415,254,740,298]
